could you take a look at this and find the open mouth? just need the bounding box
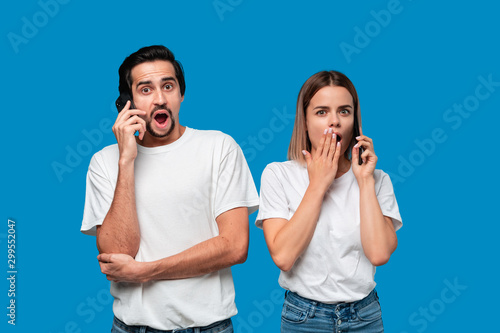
[153,110,169,128]
[335,133,342,144]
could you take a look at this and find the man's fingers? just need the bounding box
[114,116,146,139]
[116,108,146,124]
[97,253,113,263]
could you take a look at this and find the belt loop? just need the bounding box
[194,327,200,333]
[309,301,317,318]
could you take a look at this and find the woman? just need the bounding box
[256,71,402,332]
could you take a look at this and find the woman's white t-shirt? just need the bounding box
[256,160,402,303]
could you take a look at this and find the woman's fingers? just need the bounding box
[322,128,333,159]
[302,150,312,166]
[328,133,337,159]
[332,140,342,163]
[355,135,374,152]
[316,129,328,157]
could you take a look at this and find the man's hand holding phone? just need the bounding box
[112,100,146,165]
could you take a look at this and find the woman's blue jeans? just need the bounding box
[281,289,384,332]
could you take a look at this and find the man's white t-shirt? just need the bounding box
[256,160,402,303]
[81,127,259,330]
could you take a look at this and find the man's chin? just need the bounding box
[147,122,175,138]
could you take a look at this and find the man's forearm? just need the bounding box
[96,161,140,256]
[140,233,248,281]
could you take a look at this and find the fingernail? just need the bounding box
[354,143,359,148]
[332,133,336,139]
[302,150,307,156]
[356,136,361,140]
[324,129,328,134]
[328,128,333,133]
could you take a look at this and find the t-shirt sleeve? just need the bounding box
[376,171,403,231]
[81,152,114,236]
[255,164,290,229]
[214,136,259,218]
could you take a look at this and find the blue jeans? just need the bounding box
[111,316,233,333]
[281,289,384,333]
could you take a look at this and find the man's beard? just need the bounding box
[146,106,175,138]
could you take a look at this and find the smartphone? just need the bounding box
[353,111,364,165]
[115,92,135,112]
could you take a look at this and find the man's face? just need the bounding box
[130,60,184,144]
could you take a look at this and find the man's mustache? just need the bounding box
[150,105,173,118]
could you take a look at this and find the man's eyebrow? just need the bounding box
[135,80,152,89]
[135,77,176,89]
[161,76,176,82]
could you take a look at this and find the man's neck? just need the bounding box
[136,125,186,147]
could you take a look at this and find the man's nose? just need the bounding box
[153,90,167,105]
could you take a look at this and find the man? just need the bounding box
[81,45,259,332]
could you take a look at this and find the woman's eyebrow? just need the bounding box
[312,105,331,110]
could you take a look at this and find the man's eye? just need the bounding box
[141,87,151,93]
[164,84,173,90]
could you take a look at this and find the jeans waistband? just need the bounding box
[286,289,379,311]
[113,316,231,333]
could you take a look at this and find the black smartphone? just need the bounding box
[353,112,364,165]
[115,93,135,112]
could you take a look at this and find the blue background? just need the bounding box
[2,0,498,332]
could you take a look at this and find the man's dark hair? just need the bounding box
[118,45,186,97]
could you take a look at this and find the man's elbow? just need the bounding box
[234,248,248,265]
[96,235,139,257]
[228,238,248,265]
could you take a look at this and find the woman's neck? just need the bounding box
[335,157,351,178]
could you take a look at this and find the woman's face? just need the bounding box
[306,85,355,154]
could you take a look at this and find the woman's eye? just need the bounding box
[340,109,350,115]
[316,110,326,115]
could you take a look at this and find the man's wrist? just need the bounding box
[137,261,152,283]
[118,158,135,168]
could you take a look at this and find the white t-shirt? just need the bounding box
[255,160,402,303]
[81,127,259,330]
